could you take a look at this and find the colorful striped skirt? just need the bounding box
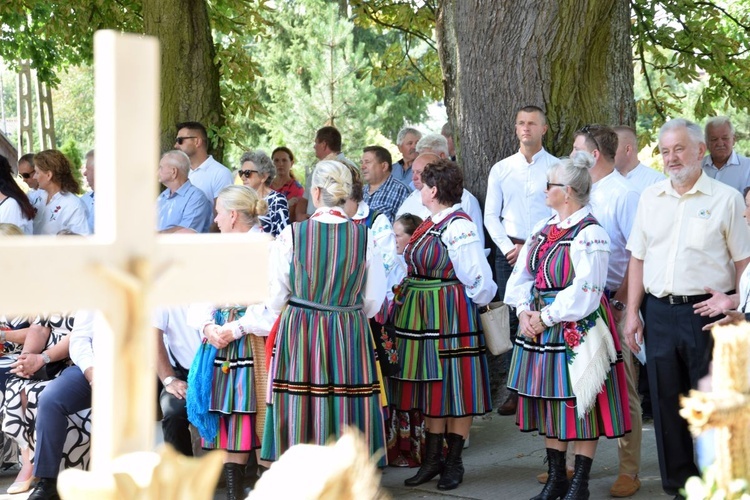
[261,300,387,465]
[389,278,492,418]
[507,291,630,440]
[203,335,260,452]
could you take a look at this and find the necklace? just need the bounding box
[311,207,348,220]
[545,224,571,243]
[408,218,435,244]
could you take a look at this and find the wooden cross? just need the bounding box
[0,31,270,482]
[680,323,750,495]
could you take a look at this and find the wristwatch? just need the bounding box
[163,376,176,386]
[41,352,51,365]
[611,299,626,311]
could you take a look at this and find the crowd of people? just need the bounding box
[0,111,746,500]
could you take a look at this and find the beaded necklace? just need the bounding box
[408,218,435,244]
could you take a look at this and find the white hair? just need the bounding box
[397,127,422,146]
[161,150,191,178]
[659,118,704,146]
[416,133,449,157]
[704,116,735,142]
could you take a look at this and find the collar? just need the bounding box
[517,147,549,165]
[352,201,370,220]
[310,206,349,222]
[431,203,461,224]
[168,180,193,197]
[193,155,215,172]
[658,170,712,197]
[547,206,590,229]
[367,173,394,194]
[704,151,740,169]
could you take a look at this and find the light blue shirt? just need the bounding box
[156,180,213,233]
[702,151,750,193]
[82,191,95,233]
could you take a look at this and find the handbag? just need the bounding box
[479,301,513,355]
[370,318,400,377]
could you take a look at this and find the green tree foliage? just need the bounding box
[52,66,94,152]
[59,137,84,186]
[632,0,750,141]
[237,0,429,175]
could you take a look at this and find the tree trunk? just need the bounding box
[142,0,224,161]
[437,0,635,203]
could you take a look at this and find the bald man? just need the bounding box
[613,126,665,194]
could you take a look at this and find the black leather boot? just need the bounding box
[28,478,59,500]
[437,432,465,490]
[563,454,593,500]
[224,463,245,500]
[531,448,569,500]
[404,431,444,486]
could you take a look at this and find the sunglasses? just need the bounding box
[238,169,258,178]
[20,172,33,179]
[580,124,601,152]
[174,136,197,145]
[546,182,566,190]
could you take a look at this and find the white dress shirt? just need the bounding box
[154,306,202,369]
[485,149,557,255]
[187,155,234,202]
[589,170,640,291]
[34,191,91,235]
[701,151,750,193]
[69,310,109,374]
[624,163,666,194]
[504,207,610,326]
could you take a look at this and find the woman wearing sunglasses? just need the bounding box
[0,155,35,235]
[238,150,289,237]
[504,153,630,500]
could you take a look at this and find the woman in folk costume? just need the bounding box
[261,160,388,464]
[504,153,630,500]
[390,158,496,491]
[187,185,275,500]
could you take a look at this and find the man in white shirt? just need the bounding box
[484,105,557,415]
[624,118,750,497]
[82,150,95,233]
[173,121,234,205]
[572,124,642,497]
[701,116,750,192]
[398,139,484,248]
[28,310,100,500]
[613,126,666,194]
[155,306,202,456]
[391,127,422,186]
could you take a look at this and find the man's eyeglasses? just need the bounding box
[174,136,197,145]
[19,172,33,179]
[546,182,566,190]
[238,169,258,178]
[580,124,601,152]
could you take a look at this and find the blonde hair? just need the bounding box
[311,160,352,207]
[217,185,268,228]
[0,223,24,236]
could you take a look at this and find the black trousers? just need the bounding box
[159,365,192,456]
[644,295,714,495]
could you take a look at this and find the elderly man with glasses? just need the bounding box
[157,150,213,234]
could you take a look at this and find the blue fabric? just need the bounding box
[186,340,219,441]
[363,173,411,223]
[156,180,213,233]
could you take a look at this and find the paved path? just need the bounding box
[0,412,673,499]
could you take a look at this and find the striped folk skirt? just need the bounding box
[507,292,630,440]
[261,301,387,465]
[389,278,492,418]
[203,335,260,452]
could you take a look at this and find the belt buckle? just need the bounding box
[668,295,686,305]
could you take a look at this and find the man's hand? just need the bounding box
[165,378,188,400]
[702,309,746,331]
[505,243,523,266]
[84,367,94,385]
[694,287,736,317]
[622,312,644,353]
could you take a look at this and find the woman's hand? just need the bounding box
[519,311,545,339]
[204,324,230,350]
[702,309,746,331]
[10,352,44,378]
[694,287,737,317]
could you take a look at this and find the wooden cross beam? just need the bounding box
[0,32,270,474]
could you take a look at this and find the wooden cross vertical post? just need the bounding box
[0,30,270,489]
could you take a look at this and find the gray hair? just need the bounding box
[397,127,422,146]
[85,149,94,160]
[705,116,735,141]
[311,160,352,207]
[441,122,452,137]
[161,150,191,178]
[416,133,449,157]
[240,150,276,186]
[660,118,704,146]
[549,153,595,206]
